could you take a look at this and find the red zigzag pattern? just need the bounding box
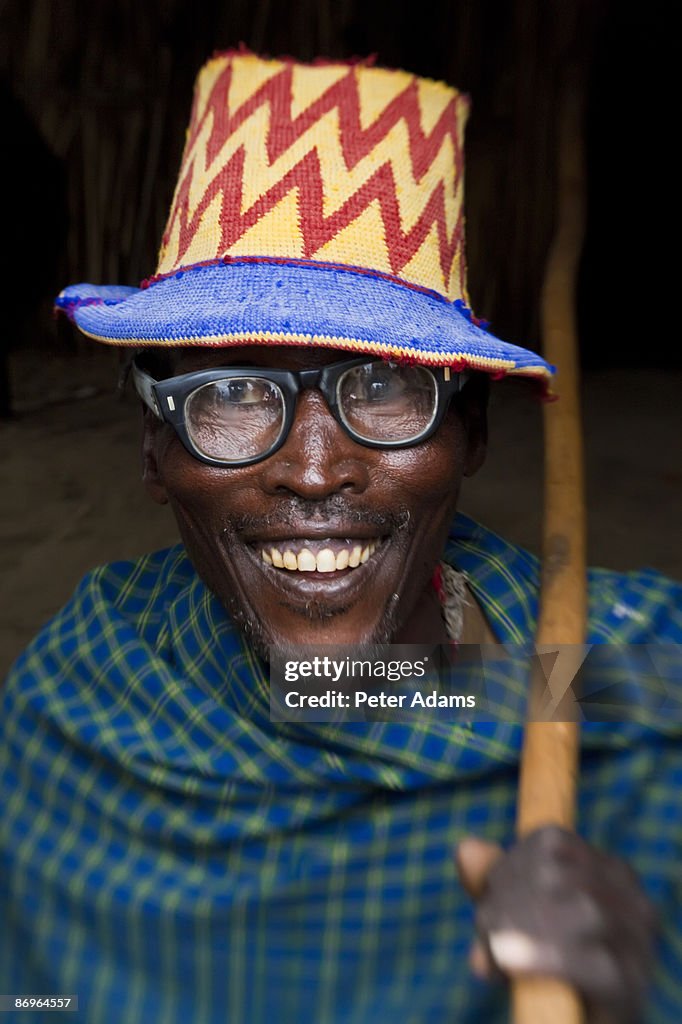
[163,61,466,287]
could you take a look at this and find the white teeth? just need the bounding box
[348,546,362,568]
[335,549,350,570]
[316,548,336,573]
[283,550,298,570]
[296,548,317,572]
[262,540,381,572]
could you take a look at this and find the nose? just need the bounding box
[259,390,370,498]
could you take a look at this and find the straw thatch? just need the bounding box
[2,0,600,353]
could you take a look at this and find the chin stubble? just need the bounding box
[223,581,403,659]
[214,498,412,661]
[175,496,417,662]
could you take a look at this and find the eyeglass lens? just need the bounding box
[336,363,437,443]
[184,363,439,462]
[186,378,285,462]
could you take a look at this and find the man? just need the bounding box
[1,52,680,1023]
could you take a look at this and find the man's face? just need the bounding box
[142,345,486,656]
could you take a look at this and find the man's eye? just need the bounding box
[221,379,272,404]
[352,370,404,402]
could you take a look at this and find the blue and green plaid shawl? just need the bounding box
[1,514,681,1023]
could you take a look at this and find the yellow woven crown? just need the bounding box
[157,52,471,301]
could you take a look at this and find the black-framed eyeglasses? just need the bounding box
[132,356,468,467]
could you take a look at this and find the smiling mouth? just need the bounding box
[253,537,384,574]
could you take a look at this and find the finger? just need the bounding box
[468,938,496,979]
[487,928,552,975]
[455,836,504,899]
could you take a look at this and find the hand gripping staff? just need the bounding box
[513,77,587,1024]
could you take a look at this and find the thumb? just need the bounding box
[455,836,504,899]
[454,839,501,983]
[456,837,506,983]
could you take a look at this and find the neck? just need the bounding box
[393,568,497,646]
[394,582,450,645]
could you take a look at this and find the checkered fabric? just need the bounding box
[1,514,681,1023]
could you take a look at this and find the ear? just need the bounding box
[463,412,487,477]
[141,407,169,505]
[461,378,489,478]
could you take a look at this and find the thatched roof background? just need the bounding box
[1,0,676,365]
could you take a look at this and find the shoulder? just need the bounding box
[443,513,540,641]
[586,564,682,643]
[445,513,681,644]
[4,545,195,685]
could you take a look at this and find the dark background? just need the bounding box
[0,0,677,388]
[1,0,679,674]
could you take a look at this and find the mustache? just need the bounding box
[230,496,411,534]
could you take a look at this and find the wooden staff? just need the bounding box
[512,75,587,1024]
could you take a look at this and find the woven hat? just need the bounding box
[57,50,553,383]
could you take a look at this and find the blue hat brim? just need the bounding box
[56,260,554,382]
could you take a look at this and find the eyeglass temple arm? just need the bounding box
[131,364,163,419]
[130,360,468,415]
[443,367,470,391]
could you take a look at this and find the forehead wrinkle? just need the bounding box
[171,344,352,376]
